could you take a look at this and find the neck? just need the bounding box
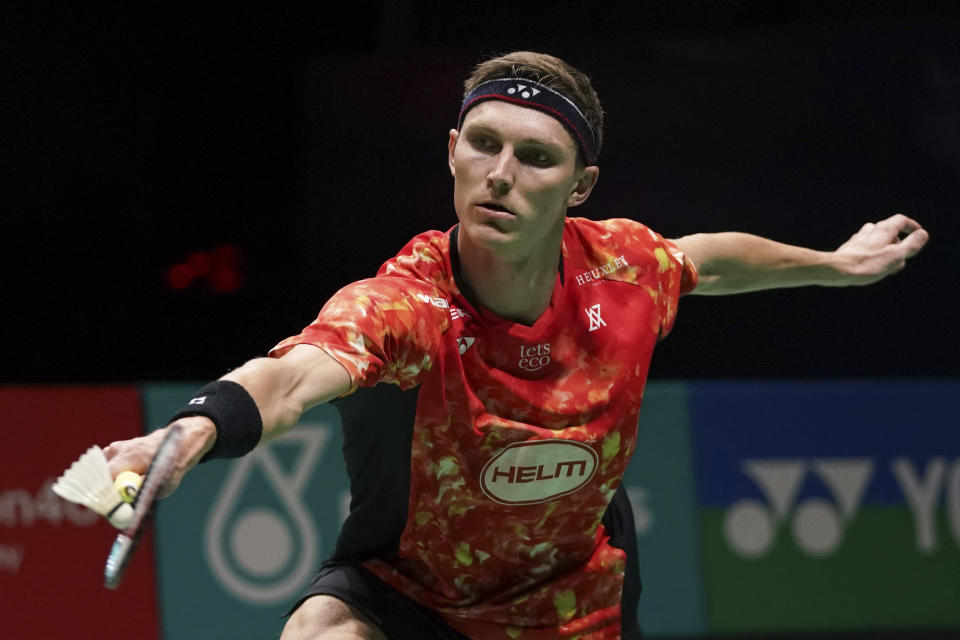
[456,225,564,325]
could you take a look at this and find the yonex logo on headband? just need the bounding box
[458,78,598,165]
[506,84,540,99]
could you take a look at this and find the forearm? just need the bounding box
[221,352,346,444]
[674,214,927,296]
[106,345,350,491]
[171,358,319,458]
[677,232,848,295]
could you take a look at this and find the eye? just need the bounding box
[518,149,554,167]
[470,134,497,151]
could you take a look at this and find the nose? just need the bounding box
[486,149,514,197]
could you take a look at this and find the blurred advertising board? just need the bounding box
[0,387,160,639]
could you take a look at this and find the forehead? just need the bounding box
[460,101,578,153]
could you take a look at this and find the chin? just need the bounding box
[461,219,524,250]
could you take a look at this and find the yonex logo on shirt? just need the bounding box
[189,396,207,405]
[457,337,476,355]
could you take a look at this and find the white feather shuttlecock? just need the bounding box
[52,445,135,529]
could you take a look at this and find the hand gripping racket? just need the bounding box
[104,423,183,589]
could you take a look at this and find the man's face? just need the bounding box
[448,101,598,260]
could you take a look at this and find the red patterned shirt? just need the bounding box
[271,217,697,639]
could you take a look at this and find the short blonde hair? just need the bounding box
[464,51,605,156]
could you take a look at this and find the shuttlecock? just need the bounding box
[52,445,137,529]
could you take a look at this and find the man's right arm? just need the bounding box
[104,344,351,494]
[672,213,927,295]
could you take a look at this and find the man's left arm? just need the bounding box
[672,213,929,295]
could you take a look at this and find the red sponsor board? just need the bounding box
[0,387,159,639]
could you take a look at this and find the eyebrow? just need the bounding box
[464,123,563,150]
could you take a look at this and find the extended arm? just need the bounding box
[104,344,350,494]
[673,213,929,295]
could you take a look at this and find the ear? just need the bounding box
[447,129,459,178]
[567,165,599,208]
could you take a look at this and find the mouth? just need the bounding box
[476,201,516,217]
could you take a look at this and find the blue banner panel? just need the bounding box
[691,380,959,507]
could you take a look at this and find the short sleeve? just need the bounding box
[579,218,697,340]
[269,276,449,394]
[653,234,698,339]
[665,239,698,297]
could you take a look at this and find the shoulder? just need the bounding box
[315,229,456,324]
[564,217,695,291]
[376,229,452,290]
[323,229,455,328]
[564,217,672,265]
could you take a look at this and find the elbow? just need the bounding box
[687,271,728,295]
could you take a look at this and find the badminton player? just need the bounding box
[104,51,928,639]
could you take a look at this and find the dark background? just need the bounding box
[4,2,958,383]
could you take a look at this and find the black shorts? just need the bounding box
[288,485,642,639]
[287,562,471,640]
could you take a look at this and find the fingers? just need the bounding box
[104,429,166,478]
[876,213,923,237]
[853,214,928,256]
[875,214,928,257]
[838,213,928,285]
[104,429,185,498]
[899,226,929,257]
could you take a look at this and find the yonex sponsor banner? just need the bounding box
[624,382,707,636]
[0,387,160,639]
[689,380,960,634]
[144,384,349,640]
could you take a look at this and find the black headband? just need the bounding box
[458,78,598,165]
